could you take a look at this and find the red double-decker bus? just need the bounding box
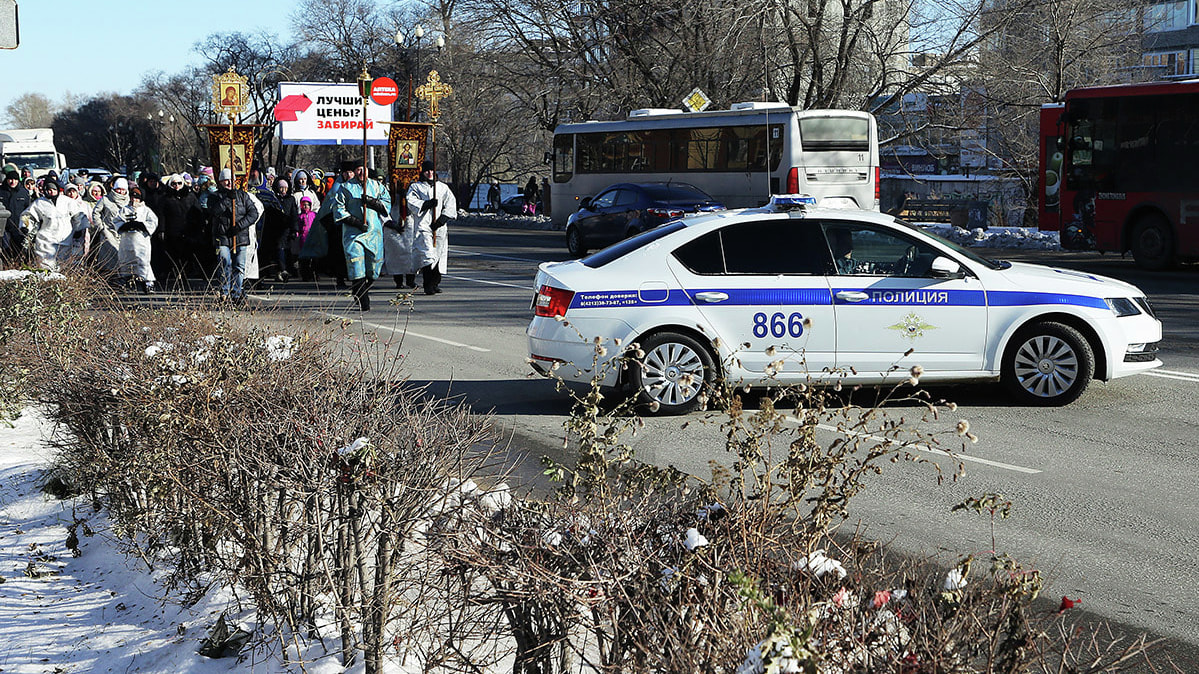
[1038,80,1199,269]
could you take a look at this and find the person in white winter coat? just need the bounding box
[290,169,321,212]
[59,183,92,261]
[92,179,158,293]
[18,180,90,271]
[118,188,159,293]
[404,160,457,295]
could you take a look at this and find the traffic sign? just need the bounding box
[1,0,18,50]
[683,87,711,113]
[371,77,399,106]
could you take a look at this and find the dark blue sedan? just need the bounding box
[565,182,724,257]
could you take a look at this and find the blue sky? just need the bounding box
[2,0,296,121]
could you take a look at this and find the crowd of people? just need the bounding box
[0,158,457,311]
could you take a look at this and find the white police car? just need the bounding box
[528,196,1163,414]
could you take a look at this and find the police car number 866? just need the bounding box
[527,196,1162,415]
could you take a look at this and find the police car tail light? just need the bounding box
[535,284,574,318]
[874,167,881,203]
[647,207,684,218]
[786,167,799,194]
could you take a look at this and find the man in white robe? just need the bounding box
[404,161,457,295]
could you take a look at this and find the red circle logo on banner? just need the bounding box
[371,77,399,106]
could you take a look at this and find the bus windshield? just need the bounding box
[799,117,871,151]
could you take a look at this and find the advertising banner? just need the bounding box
[276,82,393,146]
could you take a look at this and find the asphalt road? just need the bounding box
[219,223,1199,665]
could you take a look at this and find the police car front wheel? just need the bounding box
[1002,321,1095,406]
[630,331,716,415]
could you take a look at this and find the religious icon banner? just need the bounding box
[387,122,432,192]
[203,125,256,190]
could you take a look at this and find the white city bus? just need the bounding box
[550,103,880,227]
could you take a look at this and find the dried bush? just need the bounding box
[8,274,503,672]
[0,272,1172,673]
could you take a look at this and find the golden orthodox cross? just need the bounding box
[415,70,454,122]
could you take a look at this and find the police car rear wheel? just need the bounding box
[631,332,715,415]
[566,227,587,258]
[1002,321,1094,406]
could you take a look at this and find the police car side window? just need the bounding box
[821,222,939,277]
[673,220,830,275]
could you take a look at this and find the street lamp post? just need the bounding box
[413,25,425,121]
[395,24,444,122]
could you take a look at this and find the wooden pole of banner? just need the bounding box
[229,112,237,256]
[362,90,369,179]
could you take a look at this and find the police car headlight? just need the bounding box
[1105,297,1140,317]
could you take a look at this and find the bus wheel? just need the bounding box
[1130,213,1175,270]
[566,226,587,258]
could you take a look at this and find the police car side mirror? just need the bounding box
[579,197,592,209]
[929,256,965,280]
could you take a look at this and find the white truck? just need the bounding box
[0,128,67,178]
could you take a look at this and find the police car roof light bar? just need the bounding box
[769,194,817,211]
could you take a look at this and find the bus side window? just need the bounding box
[553,134,574,183]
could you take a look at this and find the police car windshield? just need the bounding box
[894,219,1010,270]
[582,221,688,268]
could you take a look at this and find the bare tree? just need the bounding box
[4,92,58,128]
[457,0,767,127]
[52,94,161,172]
[137,69,224,173]
[193,30,299,168]
[292,0,395,76]
[965,0,1147,219]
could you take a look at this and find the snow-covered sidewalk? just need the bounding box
[0,411,322,673]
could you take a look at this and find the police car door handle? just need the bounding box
[836,291,870,303]
[694,291,729,303]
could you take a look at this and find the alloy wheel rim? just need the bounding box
[641,342,704,406]
[1013,335,1078,398]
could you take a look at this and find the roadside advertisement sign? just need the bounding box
[371,77,399,106]
[276,82,393,146]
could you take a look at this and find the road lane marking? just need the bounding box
[453,249,547,263]
[808,421,1042,474]
[1144,369,1199,382]
[318,312,491,352]
[443,274,536,291]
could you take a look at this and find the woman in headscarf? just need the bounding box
[18,179,87,271]
[90,178,134,282]
[262,176,298,281]
[60,183,92,261]
[290,169,321,211]
[117,188,159,292]
[84,181,106,207]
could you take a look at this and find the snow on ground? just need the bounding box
[916,224,1061,250]
[0,410,354,674]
